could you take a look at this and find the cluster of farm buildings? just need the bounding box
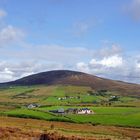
[49,108,94,114]
[57,96,80,100]
[27,104,94,114]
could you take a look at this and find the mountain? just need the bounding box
[0,70,140,95]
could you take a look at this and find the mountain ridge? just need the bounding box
[0,70,140,95]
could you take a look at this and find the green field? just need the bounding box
[0,85,140,128]
[2,108,73,122]
[0,85,139,106]
[1,106,139,127]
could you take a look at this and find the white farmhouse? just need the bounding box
[77,108,93,114]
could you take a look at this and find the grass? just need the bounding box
[38,106,140,114]
[68,107,140,127]
[38,106,140,127]
[39,106,140,127]
[0,85,139,106]
[3,108,73,122]
[2,106,140,127]
[68,113,140,127]
[90,107,140,114]
[41,95,104,105]
[0,85,140,128]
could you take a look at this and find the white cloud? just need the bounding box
[0,25,25,47]
[76,62,90,73]
[136,59,140,68]
[0,68,14,82]
[0,42,94,82]
[0,9,7,19]
[76,46,140,84]
[0,45,140,84]
[0,9,25,47]
[76,55,124,76]
[98,43,122,57]
[90,55,123,68]
[0,10,139,84]
[137,63,140,68]
[0,60,64,83]
[0,44,94,64]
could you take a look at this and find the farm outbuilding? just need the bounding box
[27,104,39,109]
[49,108,65,114]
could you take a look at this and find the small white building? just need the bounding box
[27,104,39,109]
[77,108,93,114]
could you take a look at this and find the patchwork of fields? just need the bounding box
[0,85,139,107]
[1,106,139,128]
[0,85,140,134]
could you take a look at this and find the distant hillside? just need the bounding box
[0,70,140,96]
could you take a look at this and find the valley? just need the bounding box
[0,84,140,139]
[0,71,140,139]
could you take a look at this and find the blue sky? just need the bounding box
[0,0,140,83]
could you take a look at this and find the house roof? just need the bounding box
[28,103,39,107]
[58,108,65,112]
[81,108,90,110]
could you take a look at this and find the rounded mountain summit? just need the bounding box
[1,70,140,95]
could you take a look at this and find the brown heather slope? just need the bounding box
[1,117,140,140]
[1,70,140,96]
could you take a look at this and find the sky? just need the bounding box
[0,0,140,83]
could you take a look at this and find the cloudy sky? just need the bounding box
[0,0,140,83]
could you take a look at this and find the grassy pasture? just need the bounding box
[2,108,72,122]
[0,85,139,106]
[2,106,140,127]
[68,112,140,127]
[38,106,140,127]
[0,85,140,128]
[39,106,140,115]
